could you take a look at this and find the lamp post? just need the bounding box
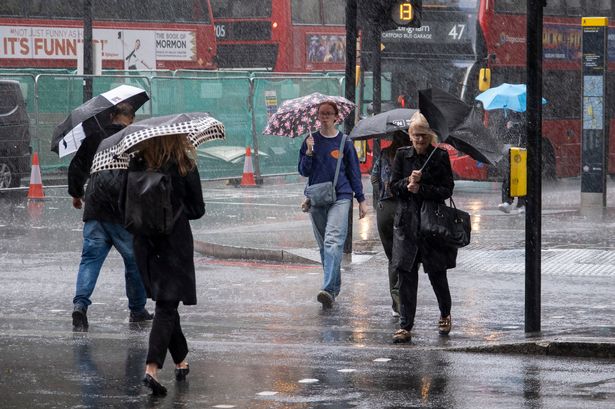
[83,0,93,101]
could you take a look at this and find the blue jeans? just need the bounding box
[73,220,146,312]
[309,199,351,297]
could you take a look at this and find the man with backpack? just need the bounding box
[68,103,153,330]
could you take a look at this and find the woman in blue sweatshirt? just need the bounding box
[298,101,368,309]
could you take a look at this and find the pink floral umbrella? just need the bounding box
[262,92,355,138]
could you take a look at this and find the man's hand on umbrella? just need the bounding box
[72,197,83,209]
[305,135,314,155]
[358,201,368,219]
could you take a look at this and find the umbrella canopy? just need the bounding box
[419,87,503,165]
[262,92,355,138]
[475,83,547,112]
[348,108,417,140]
[90,112,225,173]
[51,84,149,157]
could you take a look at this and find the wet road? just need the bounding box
[1,179,615,408]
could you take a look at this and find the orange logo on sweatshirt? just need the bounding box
[330,149,341,159]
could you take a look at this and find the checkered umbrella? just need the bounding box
[90,112,225,173]
[262,92,355,138]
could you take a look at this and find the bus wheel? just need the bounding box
[542,139,556,181]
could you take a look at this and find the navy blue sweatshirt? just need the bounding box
[298,131,365,203]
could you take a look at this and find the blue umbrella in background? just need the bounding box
[475,83,547,112]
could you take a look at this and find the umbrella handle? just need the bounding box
[419,144,439,172]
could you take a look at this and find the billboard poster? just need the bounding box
[306,34,346,63]
[0,25,196,66]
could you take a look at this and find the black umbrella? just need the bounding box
[91,112,225,173]
[349,108,417,140]
[418,88,503,165]
[51,84,149,157]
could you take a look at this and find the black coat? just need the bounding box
[390,145,457,273]
[127,157,205,305]
[68,122,127,223]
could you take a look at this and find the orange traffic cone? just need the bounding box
[27,152,45,200]
[240,146,257,187]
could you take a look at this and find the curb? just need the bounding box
[449,340,615,358]
[194,240,320,265]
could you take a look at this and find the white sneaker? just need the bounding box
[517,205,525,214]
[498,202,512,214]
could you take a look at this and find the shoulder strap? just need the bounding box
[333,133,347,187]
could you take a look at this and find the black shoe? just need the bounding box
[175,364,190,381]
[72,306,88,330]
[317,290,334,309]
[143,374,167,396]
[130,309,154,323]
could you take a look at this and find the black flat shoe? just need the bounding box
[175,364,190,381]
[143,374,167,396]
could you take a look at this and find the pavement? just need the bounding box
[189,175,615,358]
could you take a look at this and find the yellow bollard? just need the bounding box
[509,147,527,197]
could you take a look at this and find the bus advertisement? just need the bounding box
[0,0,217,70]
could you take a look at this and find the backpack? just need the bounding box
[123,170,179,236]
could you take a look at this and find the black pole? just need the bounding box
[83,0,93,101]
[344,0,357,135]
[371,23,382,178]
[525,0,544,333]
[343,0,357,255]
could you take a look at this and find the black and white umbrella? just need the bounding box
[90,112,225,173]
[51,84,149,157]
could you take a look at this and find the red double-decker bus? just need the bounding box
[474,0,615,180]
[0,0,217,70]
[211,0,346,71]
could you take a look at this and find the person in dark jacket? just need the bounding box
[389,111,456,343]
[298,101,368,309]
[371,130,411,317]
[68,103,152,330]
[127,134,205,396]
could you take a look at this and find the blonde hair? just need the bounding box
[138,134,196,176]
[408,111,438,144]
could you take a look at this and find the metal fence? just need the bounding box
[1,69,391,180]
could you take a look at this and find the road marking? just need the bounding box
[298,378,319,383]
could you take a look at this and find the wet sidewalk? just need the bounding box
[190,175,615,357]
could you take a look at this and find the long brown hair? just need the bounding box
[138,134,196,176]
[385,130,411,160]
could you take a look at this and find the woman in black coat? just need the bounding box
[127,135,205,396]
[389,111,456,344]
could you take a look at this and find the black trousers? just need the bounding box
[376,199,399,312]
[146,300,188,369]
[398,255,451,331]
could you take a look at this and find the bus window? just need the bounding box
[29,0,83,19]
[0,0,22,16]
[210,0,271,18]
[543,70,581,120]
[139,0,169,22]
[586,0,612,17]
[544,0,566,16]
[322,0,345,25]
[494,0,526,13]
[291,0,320,24]
[565,0,582,16]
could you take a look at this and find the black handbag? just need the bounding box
[420,197,471,248]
